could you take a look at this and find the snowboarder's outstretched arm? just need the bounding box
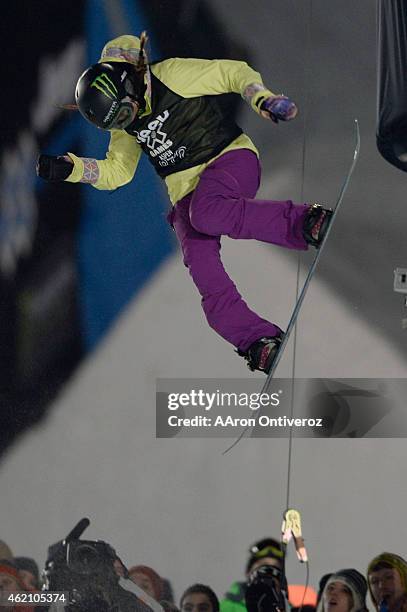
[37,129,142,190]
[152,57,298,123]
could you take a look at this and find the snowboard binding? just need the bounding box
[302,203,333,248]
[238,335,283,375]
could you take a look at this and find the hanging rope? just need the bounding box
[283,5,313,610]
[285,0,313,511]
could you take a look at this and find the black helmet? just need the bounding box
[75,62,146,130]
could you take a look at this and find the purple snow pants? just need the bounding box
[167,149,309,352]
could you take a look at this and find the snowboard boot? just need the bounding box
[302,204,333,248]
[238,335,283,375]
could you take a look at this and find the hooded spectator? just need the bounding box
[367,553,407,612]
[318,569,368,612]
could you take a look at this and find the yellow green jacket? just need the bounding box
[66,35,275,204]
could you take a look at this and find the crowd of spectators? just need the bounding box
[0,536,406,612]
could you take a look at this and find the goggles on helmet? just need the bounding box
[250,544,284,560]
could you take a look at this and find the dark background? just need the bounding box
[0,0,253,455]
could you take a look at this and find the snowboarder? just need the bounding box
[37,33,332,374]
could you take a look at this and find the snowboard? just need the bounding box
[261,119,361,395]
[223,120,360,454]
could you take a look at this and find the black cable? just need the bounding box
[284,4,313,605]
[286,0,313,512]
[298,561,311,612]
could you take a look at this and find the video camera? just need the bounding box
[43,518,145,612]
[245,564,287,612]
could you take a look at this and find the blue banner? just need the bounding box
[79,0,175,349]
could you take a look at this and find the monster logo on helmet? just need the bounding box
[90,73,119,100]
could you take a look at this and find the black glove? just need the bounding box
[36,154,74,182]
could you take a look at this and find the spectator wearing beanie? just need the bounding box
[367,553,407,612]
[180,584,220,612]
[13,558,40,591]
[317,569,368,612]
[0,560,33,612]
[128,565,164,601]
